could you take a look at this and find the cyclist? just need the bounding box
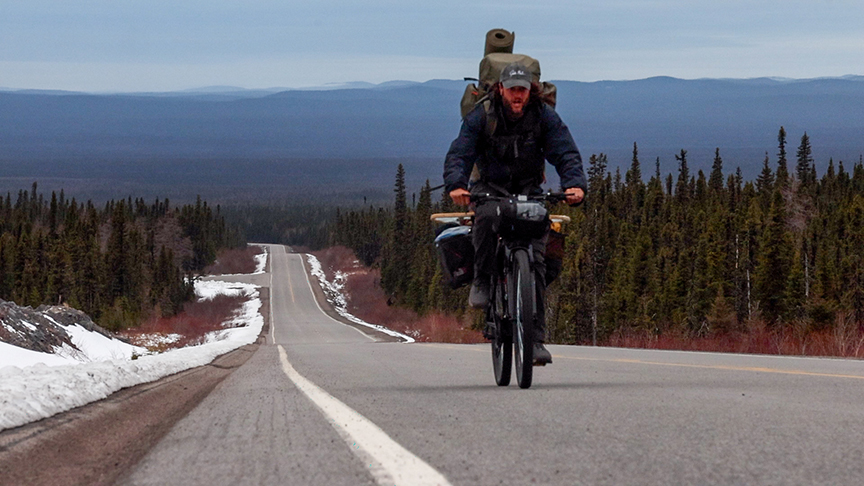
[443,62,586,364]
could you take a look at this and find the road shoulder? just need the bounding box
[298,252,403,343]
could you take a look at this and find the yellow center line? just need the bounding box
[555,355,864,380]
[427,343,864,380]
[287,258,296,303]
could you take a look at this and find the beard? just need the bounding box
[502,97,527,119]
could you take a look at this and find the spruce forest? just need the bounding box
[331,128,864,350]
[0,184,244,331]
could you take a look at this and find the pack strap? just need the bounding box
[481,98,497,138]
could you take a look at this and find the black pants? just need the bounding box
[471,184,548,343]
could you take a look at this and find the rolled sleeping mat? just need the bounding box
[484,29,515,56]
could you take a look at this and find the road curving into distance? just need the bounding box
[5,244,864,485]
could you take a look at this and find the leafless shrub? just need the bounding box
[121,294,247,350]
[204,246,263,275]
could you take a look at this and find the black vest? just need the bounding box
[478,99,545,193]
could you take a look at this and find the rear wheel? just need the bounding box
[491,275,511,386]
[512,249,534,389]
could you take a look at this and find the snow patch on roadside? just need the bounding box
[195,279,255,301]
[253,246,268,274]
[306,254,415,343]
[0,280,264,432]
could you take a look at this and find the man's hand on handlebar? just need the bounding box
[450,188,471,206]
[565,187,585,206]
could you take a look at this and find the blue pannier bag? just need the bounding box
[434,225,474,289]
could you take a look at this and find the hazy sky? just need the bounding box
[2,0,863,92]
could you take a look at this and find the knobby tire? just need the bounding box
[513,249,534,389]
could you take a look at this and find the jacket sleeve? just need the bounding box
[443,107,484,194]
[541,105,587,192]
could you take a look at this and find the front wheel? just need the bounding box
[491,276,512,386]
[512,249,535,389]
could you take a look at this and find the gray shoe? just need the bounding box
[533,343,552,366]
[469,280,490,309]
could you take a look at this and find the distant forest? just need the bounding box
[0,184,244,330]
[330,128,864,344]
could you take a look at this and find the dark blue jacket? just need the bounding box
[444,97,586,195]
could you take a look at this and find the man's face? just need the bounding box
[499,85,530,117]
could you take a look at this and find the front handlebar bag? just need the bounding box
[434,225,474,289]
[499,200,550,240]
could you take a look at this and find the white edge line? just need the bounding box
[293,253,382,343]
[277,345,451,486]
[270,255,276,345]
[302,253,416,343]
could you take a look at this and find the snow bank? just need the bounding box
[0,280,263,432]
[253,246,268,274]
[306,254,414,343]
[0,341,74,368]
[0,318,145,369]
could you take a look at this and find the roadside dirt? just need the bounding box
[0,288,271,486]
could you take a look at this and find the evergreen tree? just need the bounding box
[709,148,724,194]
[754,190,793,323]
[785,248,806,320]
[756,153,775,210]
[380,164,412,300]
[405,181,435,312]
[776,126,789,189]
[796,132,814,189]
[674,149,690,203]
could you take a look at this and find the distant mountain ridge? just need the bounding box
[1,76,863,203]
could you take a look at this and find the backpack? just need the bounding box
[459,53,552,119]
[459,30,558,183]
[459,49,558,120]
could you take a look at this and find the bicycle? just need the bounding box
[432,192,570,389]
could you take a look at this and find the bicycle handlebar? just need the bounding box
[469,192,570,205]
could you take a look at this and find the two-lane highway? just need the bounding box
[122,245,864,485]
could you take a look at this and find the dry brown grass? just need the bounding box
[311,247,485,344]
[121,294,247,351]
[604,314,864,358]
[204,246,263,275]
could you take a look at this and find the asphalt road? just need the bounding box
[121,244,864,485]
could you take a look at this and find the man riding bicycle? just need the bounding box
[443,62,586,365]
